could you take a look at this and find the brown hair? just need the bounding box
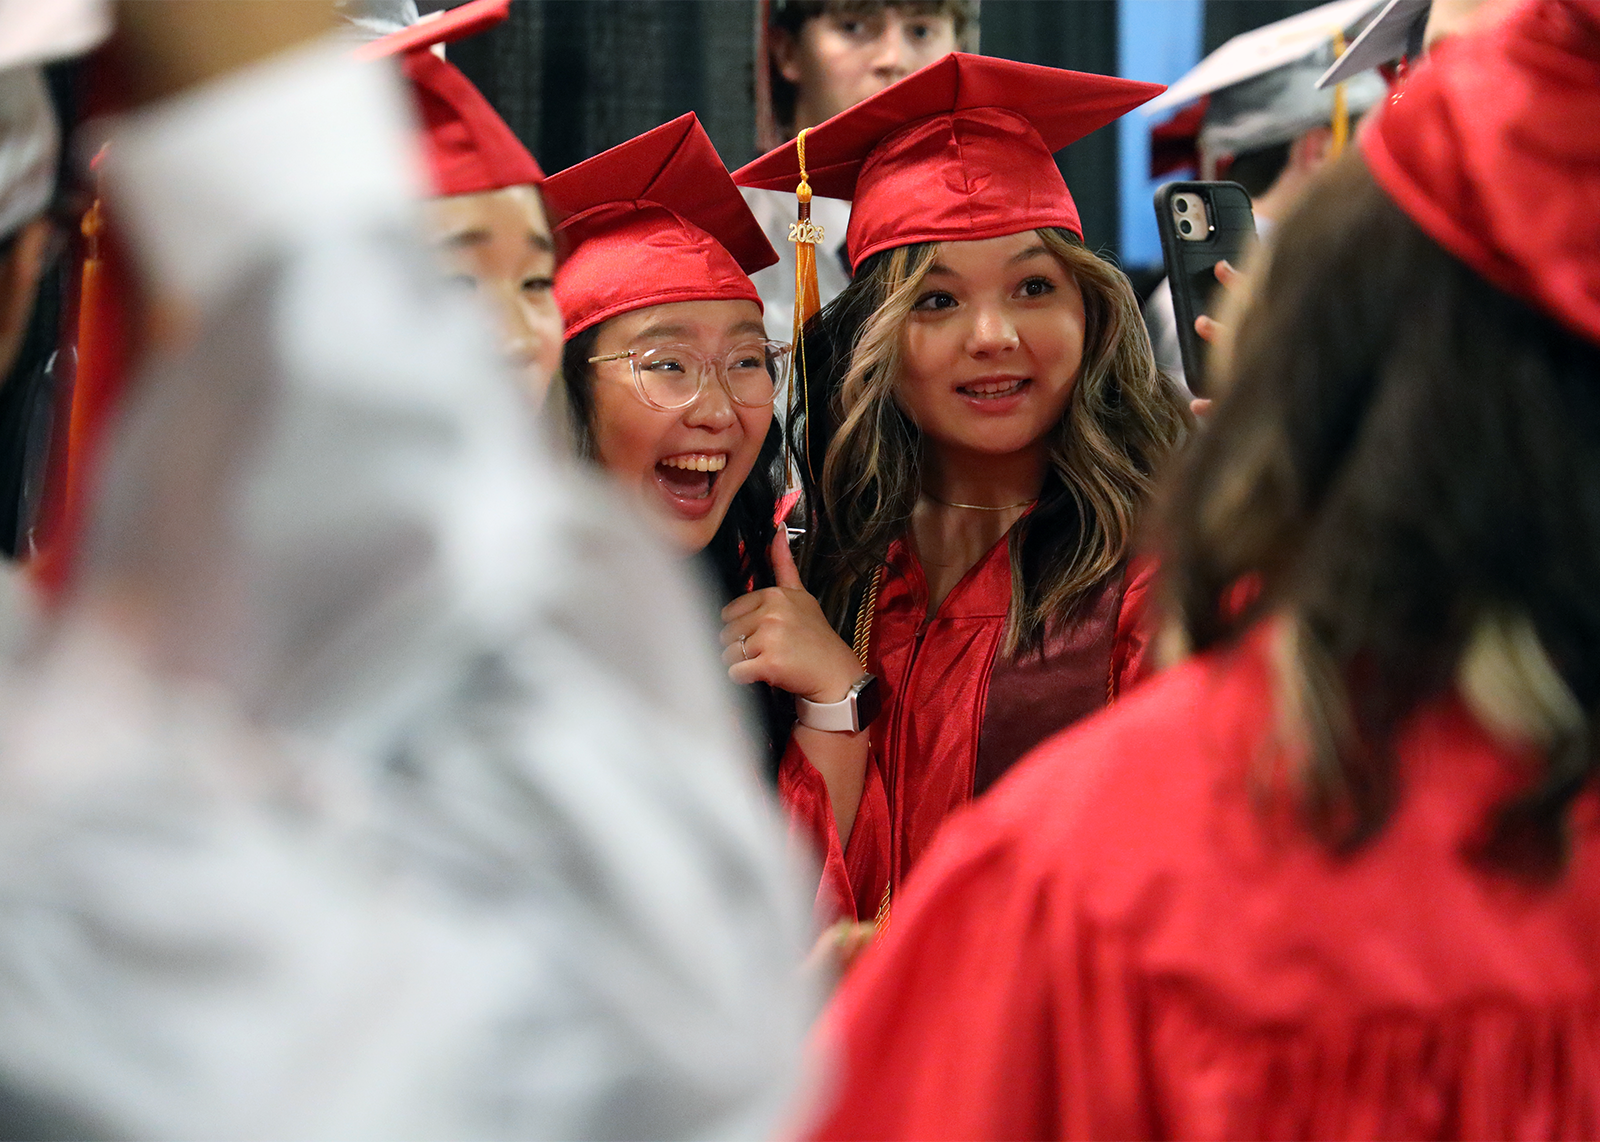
[1161,152,1600,872]
[796,228,1189,655]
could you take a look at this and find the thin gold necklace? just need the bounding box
[922,494,1036,512]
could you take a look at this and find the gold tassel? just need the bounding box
[788,127,825,485]
[1330,29,1349,157]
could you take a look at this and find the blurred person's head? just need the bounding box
[545,115,785,589]
[767,0,973,137]
[0,67,58,382]
[1161,0,1600,872]
[403,49,561,404]
[1146,0,1387,226]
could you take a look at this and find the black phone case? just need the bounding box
[1153,181,1255,395]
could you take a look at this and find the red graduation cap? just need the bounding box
[402,50,543,195]
[1360,0,1600,347]
[356,0,543,195]
[733,53,1163,271]
[541,113,778,340]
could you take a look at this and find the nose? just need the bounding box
[871,15,910,76]
[682,366,738,431]
[966,302,1019,358]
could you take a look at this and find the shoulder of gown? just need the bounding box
[808,632,1600,1141]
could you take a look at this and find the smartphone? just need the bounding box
[1153,181,1256,395]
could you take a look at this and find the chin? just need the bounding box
[660,511,725,557]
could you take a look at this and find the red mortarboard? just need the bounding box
[1361,0,1600,347]
[401,50,543,195]
[733,53,1163,270]
[541,113,778,340]
[356,0,544,195]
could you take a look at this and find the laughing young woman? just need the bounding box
[734,55,1190,922]
[541,114,802,770]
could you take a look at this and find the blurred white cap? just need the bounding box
[0,0,109,71]
[1144,0,1389,156]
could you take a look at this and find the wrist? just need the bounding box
[796,674,882,733]
[805,666,866,705]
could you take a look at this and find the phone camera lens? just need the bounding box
[1175,197,1189,211]
[1179,219,1193,235]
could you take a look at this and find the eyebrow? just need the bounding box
[634,322,691,341]
[631,319,769,345]
[442,227,492,249]
[440,228,556,254]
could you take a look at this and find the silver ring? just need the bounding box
[739,635,749,660]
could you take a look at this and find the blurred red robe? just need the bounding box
[805,629,1600,1140]
[780,532,1156,924]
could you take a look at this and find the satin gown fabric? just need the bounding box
[807,627,1600,1141]
[780,532,1155,923]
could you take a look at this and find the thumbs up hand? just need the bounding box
[720,529,865,703]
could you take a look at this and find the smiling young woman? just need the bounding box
[734,54,1190,925]
[543,115,802,772]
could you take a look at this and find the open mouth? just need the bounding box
[654,452,727,506]
[956,377,1029,400]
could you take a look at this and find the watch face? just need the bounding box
[854,674,883,730]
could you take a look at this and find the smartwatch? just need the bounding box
[795,674,883,733]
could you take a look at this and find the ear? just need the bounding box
[769,26,805,86]
[1291,126,1335,172]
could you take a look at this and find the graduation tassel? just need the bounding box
[1329,29,1350,157]
[788,127,825,486]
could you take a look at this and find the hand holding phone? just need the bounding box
[1153,181,1256,395]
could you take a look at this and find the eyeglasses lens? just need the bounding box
[633,344,784,410]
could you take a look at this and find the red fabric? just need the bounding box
[401,50,543,197]
[778,536,1156,924]
[1361,0,1600,347]
[733,54,1162,270]
[807,628,1600,1140]
[541,114,777,340]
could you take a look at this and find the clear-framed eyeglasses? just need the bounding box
[588,340,792,411]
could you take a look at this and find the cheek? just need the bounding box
[591,386,669,482]
[526,297,564,376]
[897,324,956,407]
[729,406,773,473]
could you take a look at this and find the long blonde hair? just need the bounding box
[798,228,1189,654]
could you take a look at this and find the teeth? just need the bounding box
[660,454,727,472]
[963,378,1026,396]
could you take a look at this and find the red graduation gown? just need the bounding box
[779,533,1156,924]
[805,629,1600,1141]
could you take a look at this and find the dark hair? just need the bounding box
[1223,140,1292,199]
[560,326,795,779]
[767,0,977,134]
[1162,152,1600,873]
[792,227,1189,654]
